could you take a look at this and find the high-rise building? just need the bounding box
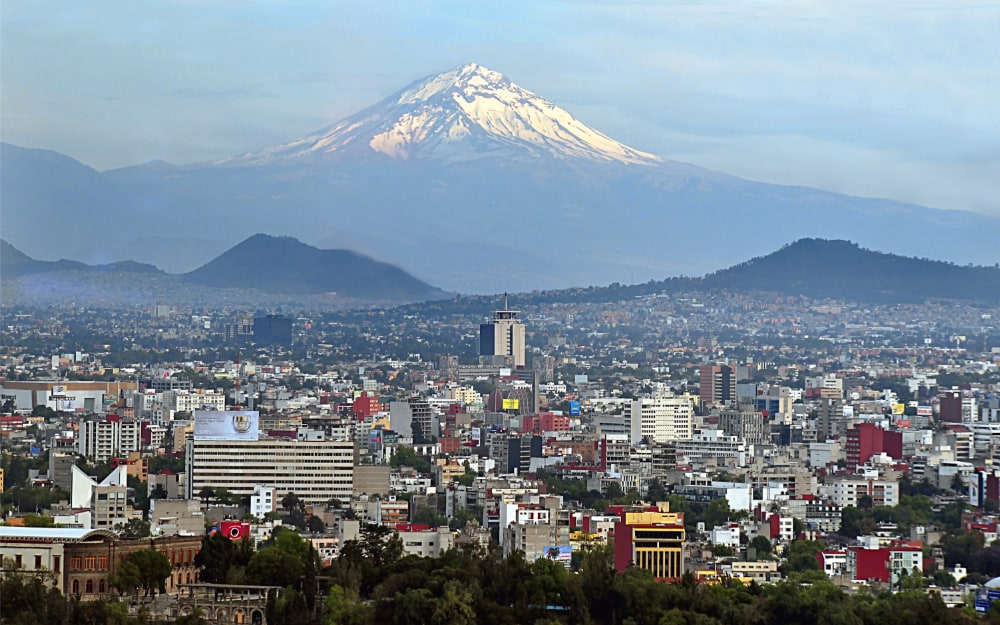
[252,314,293,346]
[718,406,769,446]
[479,295,526,368]
[407,395,435,443]
[699,364,735,408]
[625,395,695,444]
[939,390,963,423]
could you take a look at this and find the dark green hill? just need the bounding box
[182,233,448,301]
[700,238,1000,302]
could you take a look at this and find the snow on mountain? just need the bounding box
[216,63,662,166]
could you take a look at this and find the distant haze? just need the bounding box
[2,64,997,294]
[1,1,998,219]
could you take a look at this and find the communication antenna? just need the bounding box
[233,351,242,410]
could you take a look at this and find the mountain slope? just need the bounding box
[3,64,999,293]
[214,63,661,167]
[182,234,448,300]
[0,239,162,278]
[699,239,1000,302]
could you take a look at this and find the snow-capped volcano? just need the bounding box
[217,63,662,166]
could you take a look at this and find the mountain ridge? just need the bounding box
[2,63,998,292]
[183,233,449,300]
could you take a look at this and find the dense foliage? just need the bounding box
[306,536,987,625]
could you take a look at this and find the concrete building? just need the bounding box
[699,364,735,408]
[250,485,275,520]
[479,296,526,368]
[625,394,694,445]
[822,474,899,508]
[718,406,769,446]
[0,380,137,414]
[189,437,356,508]
[613,503,686,580]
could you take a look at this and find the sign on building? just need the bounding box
[193,410,259,441]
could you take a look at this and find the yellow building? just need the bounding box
[613,503,686,580]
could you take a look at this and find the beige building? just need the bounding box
[189,437,356,508]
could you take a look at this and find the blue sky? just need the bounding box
[2,0,998,217]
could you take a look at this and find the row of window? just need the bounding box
[12,554,57,571]
[70,556,108,571]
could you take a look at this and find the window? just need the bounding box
[71,557,81,571]
[53,556,61,573]
[72,580,80,594]
[14,555,22,568]
[97,556,108,570]
[35,555,43,569]
[85,579,93,594]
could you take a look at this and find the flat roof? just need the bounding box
[0,527,112,541]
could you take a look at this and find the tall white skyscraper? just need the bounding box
[479,294,526,367]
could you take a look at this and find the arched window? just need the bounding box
[99,580,105,594]
[85,579,93,594]
[72,580,80,594]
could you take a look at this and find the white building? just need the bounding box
[250,485,276,519]
[821,474,899,508]
[710,522,741,549]
[189,437,355,508]
[675,429,749,467]
[626,394,694,444]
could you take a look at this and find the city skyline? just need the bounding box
[1,1,998,218]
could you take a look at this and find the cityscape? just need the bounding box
[2,275,1000,623]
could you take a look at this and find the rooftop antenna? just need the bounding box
[233,350,242,410]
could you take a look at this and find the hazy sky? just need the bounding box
[2,1,998,217]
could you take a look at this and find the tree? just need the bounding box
[282,492,307,530]
[432,579,476,625]
[195,533,235,583]
[779,539,825,575]
[307,515,327,533]
[108,559,141,597]
[704,498,736,528]
[124,549,172,596]
[750,535,772,555]
[390,446,431,473]
[115,518,151,539]
[360,523,403,568]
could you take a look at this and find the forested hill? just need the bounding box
[416,239,1000,313]
[700,238,1000,303]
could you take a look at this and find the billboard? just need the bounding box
[975,588,1000,613]
[917,406,933,417]
[502,398,520,410]
[569,401,581,416]
[892,403,906,415]
[540,545,572,568]
[194,410,259,441]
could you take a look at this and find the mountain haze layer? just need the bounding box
[2,64,997,292]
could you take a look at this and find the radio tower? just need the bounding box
[233,351,242,410]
